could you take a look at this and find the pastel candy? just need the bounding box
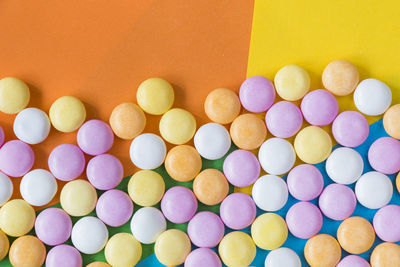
[0,230,9,261]
[294,126,332,164]
[49,96,86,132]
[161,186,197,224]
[383,104,400,139]
[265,101,303,138]
[0,140,34,177]
[332,111,369,147]
[0,77,30,114]
[86,154,123,190]
[45,245,82,267]
[20,169,57,206]
[128,170,165,207]
[159,108,196,145]
[71,216,108,254]
[220,193,256,230]
[204,88,241,124]
[322,60,359,96]
[193,169,229,206]
[185,248,222,267]
[0,199,35,237]
[48,144,85,181]
[96,189,133,227]
[274,64,310,101]
[337,255,370,267]
[251,213,288,250]
[239,76,275,113]
[9,236,46,267]
[319,184,356,220]
[354,78,392,116]
[165,145,202,182]
[252,175,288,212]
[0,126,4,147]
[264,247,301,267]
[301,89,338,126]
[287,164,323,201]
[194,123,231,160]
[286,202,322,239]
[218,231,256,267]
[355,171,393,209]
[77,119,114,156]
[368,137,400,174]
[187,211,224,248]
[130,207,166,244]
[109,102,146,140]
[154,229,191,266]
[0,172,13,206]
[137,77,174,115]
[223,149,260,188]
[337,216,375,254]
[304,234,341,267]
[373,204,400,242]
[258,137,296,175]
[104,233,142,267]
[129,133,166,169]
[35,208,72,246]
[230,113,267,150]
[326,147,364,184]
[370,242,400,267]
[60,179,97,216]
[13,107,50,144]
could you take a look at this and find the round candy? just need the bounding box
[332,111,369,147]
[355,171,393,209]
[368,137,400,174]
[265,101,303,138]
[252,174,288,212]
[251,213,288,250]
[86,154,123,190]
[13,107,50,144]
[0,199,35,237]
[159,108,196,145]
[223,149,260,188]
[322,60,359,96]
[383,104,400,139]
[354,78,392,116]
[161,186,197,223]
[0,172,13,206]
[77,119,114,155]
[128,170,165,206]
[258,137,296,175]
[264,247,301,267]
[397,172,400,194]
[0,77,30,114]
[87,262,111,267]
[35,208,72,246]
[96,189,133,227]
[109,102,146,140]
[193,169,229,205]
[9,236,46,267]
[373,204,400,242]
[218,231,256,267]
[0,140,34,177]
[370,242,400,267]
[71,216,108,254]
[304,234,341,267]
[286,202,322,239]
[337,216,375,254]
[337,255,370,267]
[274,64,310,101]
[49,96,86,132]
[48,144,85,181]
[326,147,364,184]
[130,207,166,244]
[204,88,241,124]
[185,248,222,267]
[230,113,267,150]
[294,126,332,164]
[287,164,323,201]
[137,77,174,115]
[319,184,356,220]
[301,89,338,126]
[129,133,166,169]
[105,233,142,267]
[239,76,275,113]
[0,230,9,261]
[0,126,4,147]
[60,179,97,216]
[154,229,191,266]
[165,145,202,182]
[20,169,57,206]
[194,123,231,160]
[187,211,224,248]
[220,192,256,230]
[46,245,82,267]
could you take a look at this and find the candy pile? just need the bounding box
[0,60,399,267]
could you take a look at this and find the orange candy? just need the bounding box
[383,104,400,139]
[9,235,46,267]
[165,145,202,182]
[0,230,9,261]
[322,59,359,96]
[204,88,241,124]
[230,113,267,150]
[337,216,375,254]
[370,242,400,267]
[304,234,341,267]
[193,169,229,205]
[109,102,146,140]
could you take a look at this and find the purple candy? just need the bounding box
[319,184,356,221]
[0,140,34,177]
[368,137,400,175]
[220,193,256,230]
[96,189,133,227]
[0,126,4,147]
[161,186,198,224]
[48,144,85,181]
[287,164,324,201]
[337,255,370,267]
[184,248,222,267]
[286,202,323,239]
[35,208,72,246]
[265,101,303,138]
[86,154,123,190]
[373,204,400,242]
[223,149,260,188]
[301,89,338,126]
[332,111,369,147]
[187,211,225,248]
[239,76,276,113]
[46,244,82,267]
[77,119,114,156]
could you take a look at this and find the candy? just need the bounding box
[0,140,34,177]
[0,230,9,261]
[204,88,241,124]
[258,137,296,175]
[45,245,82,267]
[185,248,222,267]
[218,231,256,267]
[252,175,288,212]
[383,104,400,138]
[251,213,288,250]
[274,64,310,101]
[370,242,400,267]
[164,145,202,182]
[286,202,322,239]
[129,133,166,169]
[304,234,341,267]
[373,204,400,242]
[109,102,146,140]
[326,147,364,184]
[0,77,30,114]
[355,171,393,209]
[319,184,356,220]
[86,154,123,190]
[337,255,370,267]
[264,247,301,267]
[294,126,332,164]
[354,78,392,116]
[137,78,174,115]
[230,113,267,150]
[130,207,166,244]
[87,262,111,267]
[159,108,196,145]
[397,172,400,194]
[337,216,375,254]
[332,111,369,147]
[35,208,72,246]
[287,164,323,201]
[368,137,400,174]
[13,107,50,144]
[194,123,231,160]
[60,179,97,216]
[301,89,338,126]
[49,96,86,132]
[239,76,275,113]
[187,211,225,248]
[265,101,303,138]
[220,192,256,230]
[322,60,359,96]
[71,216,108,254]
[161,186,197,223]
[96,189,133,227]
[0,199,35,237]
[0,126,4,147]
[104,233,142,267]
[223,149,260,187]
[20,169,57,206]
[0,172,12,206]
[77,119,114,155]
[9,236,46,267]
[128,170,165,206]
[193,169,229,205]
[154,229,191,266]
[48,143,85,181]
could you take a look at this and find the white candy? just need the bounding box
[326,147,364,184]
[265,247,301,267]
[258,138,296,175]
[130,207,166,244]
[354,78,392,116]
[13,107,50,144]
[129,133,166,169]
[71,216,109,254]
[20,169,57,206]
[252,175,288,212]
[194,122,231,160]
[355,171,393,209]
[0,172,13,206]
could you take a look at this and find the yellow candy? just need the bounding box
[109,102,146,140]
[294,126,332,164]
[0,199,35,237]
[60,179,97,216]
[154,229,191,266]
[337,216,375,254]
[230,113,267,150]
[105,233,142,267]
[204,88,241,124]
[219,231,256,267]
[397,172,400,194]
[383,104,400,139]
[86,262,111,267]
[159,108,196,145]
[370,242,400,267]
[251,213,288,250]
[304,234,341,267]
[274,64,310,101]
[165,145,202,182]
[9,235,46,267]
[0,230,9,261]
[49,96,86,132]
[137,78,174,115]
[128,170,165,207]
[0,77,30,114]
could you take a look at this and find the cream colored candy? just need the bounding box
[204,88,241,124]
[60,179,97,216]
[0,77,30,114]
[337,216,375,254]
[109,102,146,140]
[137,78,174,115]
[383,104,400,139]
[154,229,191,266]
[128,170,165,206]
[159,108,196,145]
[165,145,202,182]
[371,242,400,267]
[219,231,256,267]
[304,234,341,267]
[105,233,142,267]
[86,262,111,267]
[274,65,310,101]
[230,113,267,150]
[0,199,35,237]
[49,96,86,132]
[322,59,359,96]
[251,213,288,250]
[294,126,332,164]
